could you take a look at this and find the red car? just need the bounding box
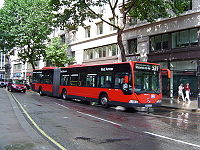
[7,79,26,93]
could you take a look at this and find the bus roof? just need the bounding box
[61,61,160,69]
[33,61,160,71]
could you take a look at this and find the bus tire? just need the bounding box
[62,89,67,100]
[39,87,44,96]
[100,94,109,108]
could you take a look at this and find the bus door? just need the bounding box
[107,72,133,102]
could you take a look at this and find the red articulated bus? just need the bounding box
[32,61,170,108]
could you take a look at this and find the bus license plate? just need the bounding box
[145,104,152,107]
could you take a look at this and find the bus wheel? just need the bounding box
[100,94,109,108]
[62,89,67,100]
[39,88,44,96]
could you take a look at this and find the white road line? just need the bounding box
[76,111,122,127]
[144,131,200,148]
[54,102,122,126]
[54,102,69,109]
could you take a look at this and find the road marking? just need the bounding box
[144,131,200,148]
[54,102,122,127]
[11,93,68,150]
[76,111,122,127]
[54,102,69,109]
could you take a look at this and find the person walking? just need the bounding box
[177,83,185,102]
[184,83,191,103]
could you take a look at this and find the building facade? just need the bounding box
[66,0,200,98]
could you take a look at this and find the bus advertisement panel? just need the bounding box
[32,61,169,108]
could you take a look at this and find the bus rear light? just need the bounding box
[129,100,139,104]
[156,100,162,103]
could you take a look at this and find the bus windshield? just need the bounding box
[134,71,160,94]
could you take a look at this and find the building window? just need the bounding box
[128,17,137,26]
[173,0,192,11]
[172,28,198,48]
[98,6,104,14]
[72,31,76,41]
[14,63,22,70]
[84,44,118,60]
[60,34,65,43]
[85,26,90,38]
[109,18,117,31]
[184,0,192,11]
[96,22,103,35]
[150,33,169,51]
[71,51,75,58]
[127,39,137,54]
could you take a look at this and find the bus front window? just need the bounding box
[134,71,160,94]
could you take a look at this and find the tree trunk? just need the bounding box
[30,61,35,70]
[117,29,126,62]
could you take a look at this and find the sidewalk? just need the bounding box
[0,89,56,150]
[161,97,200,112]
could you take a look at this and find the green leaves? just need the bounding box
[45,37,75,67]
[0,0,54,69]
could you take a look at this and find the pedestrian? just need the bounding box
[184,83,191,103]
[177,83,185,102]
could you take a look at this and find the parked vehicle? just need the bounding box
[0,79,6,88]
[7,79,27,93]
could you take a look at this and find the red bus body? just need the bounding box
[32,61,165,108]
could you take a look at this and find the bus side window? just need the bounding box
[70,74,79,86]
[99,75,112,88]
[86,75,97,87]
[61,75,70,86]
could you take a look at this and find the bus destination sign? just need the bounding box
[135,63,159,71]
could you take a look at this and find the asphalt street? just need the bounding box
[1,88,200,150]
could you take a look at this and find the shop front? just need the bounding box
[159,60,197,98]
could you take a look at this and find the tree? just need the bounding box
[0,0,54,69]
[50,0,188,62]
[45,37,74,67]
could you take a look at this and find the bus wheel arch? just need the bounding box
[99,92,109,108]
[62,88,67,100]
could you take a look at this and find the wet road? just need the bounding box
[9,90,200,150]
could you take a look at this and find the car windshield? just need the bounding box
[13,80,24,84]
[134,71,160,94]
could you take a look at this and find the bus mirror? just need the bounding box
[161,69,171,78]
[124,76,129,83]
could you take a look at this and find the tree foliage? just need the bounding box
[0,0,54,69]
[45,37,74,67]
[50,0,188,62]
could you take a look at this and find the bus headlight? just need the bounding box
[129,100,139,104]
[156,100,162,103]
